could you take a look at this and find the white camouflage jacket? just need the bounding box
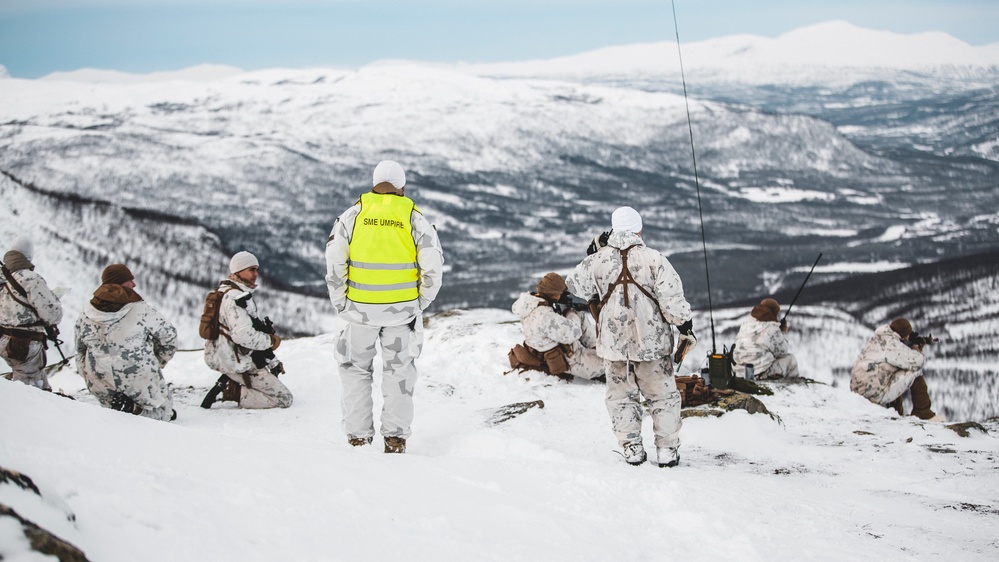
[204,280,274,375]
[732,318,790,376]
[850,324,925,404]
[0,264,63,334]
[74,300,177,414]
[566,231,691,361]
[511,292,583,352]
[325,196,445,327]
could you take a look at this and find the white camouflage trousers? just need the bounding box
[755,354,800,380]
[568,344,605,380]
[1,335,49,390]
[605,356,682,451]
[335,319,423,440]
[227,368,293,409]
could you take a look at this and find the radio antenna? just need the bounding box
[670,0,717,353]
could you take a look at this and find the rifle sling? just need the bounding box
[1,265,48,330]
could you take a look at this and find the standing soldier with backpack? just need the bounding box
[325,160,444,454]
[566,207,695,468]
[75,264,178,421]
[201,251,292,410]
[1,237,64,390]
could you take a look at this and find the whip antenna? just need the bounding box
[670,0,717,353]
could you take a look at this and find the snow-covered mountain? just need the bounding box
[1,22,996,400]
[471,21,999,83]
[2,309,997,561]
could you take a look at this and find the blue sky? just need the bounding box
[1,0,997,78]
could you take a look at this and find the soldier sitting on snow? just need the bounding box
[74,264,178,421]
[732,298,799,380]
[510,272,605,382]
[851,318,942,421]
[1,237,64,391]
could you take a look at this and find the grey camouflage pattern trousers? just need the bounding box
[1,335,49,390]
[605,356,681,451]
[756,354,800,380]
[568,344,605,380]
[227,368,293,409]
[335,319,423,440]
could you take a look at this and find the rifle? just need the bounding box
[0,260,68,365]
[554,292,591,315]
[780,253,823,330]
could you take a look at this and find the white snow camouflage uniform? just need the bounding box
[325,195,444,441]
[732,319,799,379]
[566,230,692,451]
[203,279,293,409]
[1,251,63,390]
[75,297,178,421]
[510,292,604,380]
[850,324,925,406]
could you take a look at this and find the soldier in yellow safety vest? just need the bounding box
[325,160,444,454]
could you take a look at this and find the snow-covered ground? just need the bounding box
[2,308,997,561]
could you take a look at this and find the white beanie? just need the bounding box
[611,206,643,233]
[229,251,259,274]
[9,236,33,261]
[372,160,406,189]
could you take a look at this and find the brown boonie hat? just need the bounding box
[750,298,780,323]
[889,318,912,338]
[101,264,134,285]
[536,272,567,299]
[760,298,780,316]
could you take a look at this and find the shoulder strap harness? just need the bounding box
[0,262,47,329]
[596,245,667,324]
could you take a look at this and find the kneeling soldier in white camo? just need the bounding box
[202,251,292,409]
[1,237,64,390]
[567,207,695,468]
[325,160,444,454]
[511,272,604,381]
[75,264,178,421]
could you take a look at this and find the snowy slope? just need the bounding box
[2,308,997,561]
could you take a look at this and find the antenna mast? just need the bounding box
[670,0,717,353]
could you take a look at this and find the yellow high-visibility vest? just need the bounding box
[347,192,420,304]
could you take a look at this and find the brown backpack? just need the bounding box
[198,290,226,340]
[198,281,240,340]
[508,343,543,370]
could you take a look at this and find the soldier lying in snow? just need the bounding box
[75,264,178,421]
[510,272,604,381]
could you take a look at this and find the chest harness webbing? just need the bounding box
[596,245,667,325]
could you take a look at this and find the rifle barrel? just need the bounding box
[782,253,823,322]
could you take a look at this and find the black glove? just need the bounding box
[678,319,694,336]
[586,231,610,256]
[110,392,141,415]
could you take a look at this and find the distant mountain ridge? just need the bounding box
[470,21,999,84]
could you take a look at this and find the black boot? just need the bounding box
[200,375,229,409]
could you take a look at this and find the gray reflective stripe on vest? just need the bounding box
[346,280,420,291]
[348,260,418,270]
